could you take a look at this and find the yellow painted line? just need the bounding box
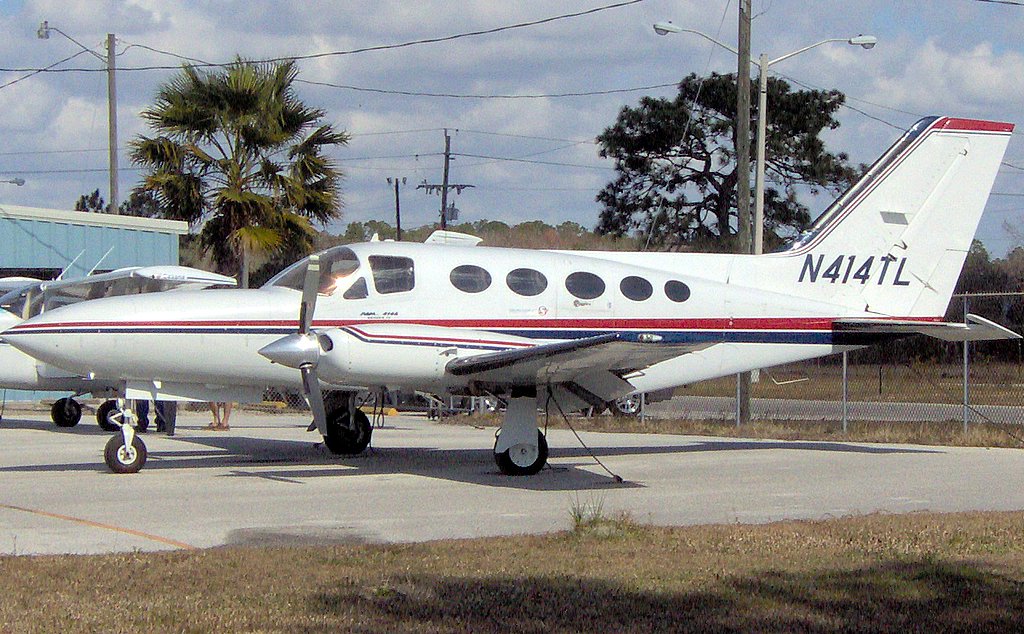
[0,502,197,551]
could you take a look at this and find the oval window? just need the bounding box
[506,268,548,297]
[565,271,605,300]
[620,276,653,301]
[664,280,691,303]
[450,265,492,293]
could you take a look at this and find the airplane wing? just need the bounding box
[39,266,236,311]
[834,314,1020,342]
[446,333,712,406]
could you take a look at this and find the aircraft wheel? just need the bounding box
[104,434,147,474]
[611,394,642,417]
[50,397,82,428]
[96,400,121,431]
[494,430,548,476]
[323,408,372,455]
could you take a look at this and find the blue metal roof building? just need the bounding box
[0,204,188,277]
[0,204,189,403]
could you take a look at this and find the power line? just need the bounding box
[453,152,612,170]
[296,78,679,100]
[0,48,93,90]
[1,1,648,75]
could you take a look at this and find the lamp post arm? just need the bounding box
[766,38,848,68]
[46,26,107,63]
[669,28,741,58]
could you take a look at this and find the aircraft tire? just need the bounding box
[96,400,121,432]
[494,430,548,476]
[50,397,82,428]
[104,434,147,474]
[323,408,372,455]
[610,394,642,417]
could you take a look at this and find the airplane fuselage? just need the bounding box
[5,240,880,402]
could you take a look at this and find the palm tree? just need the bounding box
[130,58,348,287]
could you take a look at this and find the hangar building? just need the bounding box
[0,204,188,403]
[0,204,188,278]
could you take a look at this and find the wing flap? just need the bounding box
[446,333,710,401]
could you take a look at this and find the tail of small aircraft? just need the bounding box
[775,116,1013,318]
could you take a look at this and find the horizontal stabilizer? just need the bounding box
[834,314,1020,342]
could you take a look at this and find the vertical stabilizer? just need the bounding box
[780,116,1012,318]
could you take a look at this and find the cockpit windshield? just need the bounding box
[264,246,363,296]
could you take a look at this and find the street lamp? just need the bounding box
[653,22,876,253]
[1,178,25,186]
[38,21,119,214]
[752,35,876,254]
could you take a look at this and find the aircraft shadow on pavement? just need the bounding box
[0,427,941,491]
[0,416,113,434]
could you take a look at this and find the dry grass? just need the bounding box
[445,411,1024,449]
[1,511,1023,632]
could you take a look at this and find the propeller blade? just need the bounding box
[299,254,321,335]
[301,366,328,435]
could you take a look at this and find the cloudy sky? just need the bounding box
[1,0,1023,255]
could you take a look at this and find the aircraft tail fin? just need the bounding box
[781,116,1013,318]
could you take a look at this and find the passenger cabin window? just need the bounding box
[620,276,653,301]
[265,246,361,296]
[565,271,605,300]
[664,280,691,302]
[506,268,547,297]
[369,255,415,294]
[450,265,491,293]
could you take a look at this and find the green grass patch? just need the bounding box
[1,511,1023,632]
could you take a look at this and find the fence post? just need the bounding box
[842,351,849,433]
[962,295,970,434]
[735,374,741,428]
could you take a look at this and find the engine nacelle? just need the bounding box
[313,323,536,391]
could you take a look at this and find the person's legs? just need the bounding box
[220,402,233,429]
[206,402,220,429]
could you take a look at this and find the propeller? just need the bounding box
[258,255,329,434]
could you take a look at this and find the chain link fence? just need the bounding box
[645,293,1024,429]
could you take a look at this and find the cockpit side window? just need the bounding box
[369,256,415,294]
[343,277,368,300]
[265,247,361,296]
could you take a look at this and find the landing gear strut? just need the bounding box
[493,394,548,475]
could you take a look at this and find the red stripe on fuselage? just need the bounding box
[7,315,943,332]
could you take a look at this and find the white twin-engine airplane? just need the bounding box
[4,116,1019,475]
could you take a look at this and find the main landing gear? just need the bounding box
[493,393,548,476]
[318,392,373,456]
[50,397,82,427]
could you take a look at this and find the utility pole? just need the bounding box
[736,0,753,425]
[106,33,118,214]
[417,129,473,229]
[38,23,118,214]
[386,177,405,240]
[440,129,451,230]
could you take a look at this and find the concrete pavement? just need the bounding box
[0,408,1022,556]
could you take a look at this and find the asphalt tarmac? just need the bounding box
[0,407,1022,556]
